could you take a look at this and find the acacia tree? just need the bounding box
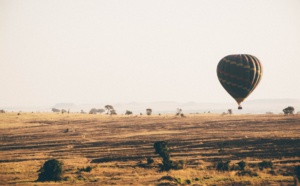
[52,108,60,113]
[146,108,152,116]
[89,108,97,114]
[105,105,114,115]
[283,106,295,115]
[125,110,133,115]
[89,108,105,114]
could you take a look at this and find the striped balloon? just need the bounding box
[217,54,263,109]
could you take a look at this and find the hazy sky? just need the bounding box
[1,0,300,107]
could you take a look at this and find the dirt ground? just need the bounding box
[0,113,299,185]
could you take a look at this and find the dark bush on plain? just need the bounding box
[153,141,184,171]
[37,159,63,182]
[216,161,230,171]
[78,166,92,173]
[154,141,170,162]
[185,179,191,184]
[237,161,246,170]
[258,160,273,170]
[147,157,154,165]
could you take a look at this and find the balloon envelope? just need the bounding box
[217,54,263,108]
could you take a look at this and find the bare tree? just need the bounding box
[146,108,152,116]
[0,109,5,113]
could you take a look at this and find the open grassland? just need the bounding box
[0,113,300,185]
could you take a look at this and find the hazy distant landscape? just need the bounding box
[2,99,300,114]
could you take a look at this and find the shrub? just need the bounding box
[153,141,184,171]
[238,161,246,170]
[78,166,92,173]
[216,161,230,171]
[154,141,170,161]
[258,160,273,170]
[37,159,63,181]
[147,157,154,165]
[185,179,191,184]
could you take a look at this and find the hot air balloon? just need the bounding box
[217,54,263,109]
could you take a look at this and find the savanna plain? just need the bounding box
[0,113,300,185]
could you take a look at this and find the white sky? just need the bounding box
[1,0,300,107]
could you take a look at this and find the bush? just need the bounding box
[237,161,246,170]
[185,179,191,184]
[37,159,63,181]
[216,161,230,171]
[258,160,273,170]
[153,141,185,171]
[147,157,154,165]
[78,166,92,173]
[154,141,170,161]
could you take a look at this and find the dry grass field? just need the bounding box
[0,113,300,185]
